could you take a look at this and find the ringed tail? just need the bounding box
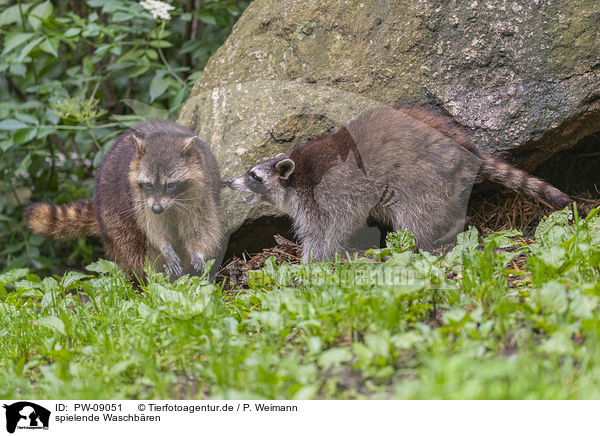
[24,199,100,239]
[400,105,571,209]
[479,154,571,208]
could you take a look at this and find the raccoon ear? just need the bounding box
[132,135,145,155]
[275,158,295,180]
[182,136,198,156]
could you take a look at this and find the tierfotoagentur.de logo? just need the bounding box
[3,402,50,433]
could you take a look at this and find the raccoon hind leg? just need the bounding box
[367,207,394,248]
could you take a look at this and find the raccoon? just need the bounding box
[25,121,224,280]
[226,107,571,262]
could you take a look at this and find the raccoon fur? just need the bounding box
[25,121,224,280]
[227,106,571,262]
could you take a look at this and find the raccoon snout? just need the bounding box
[151,204,164,214]
[226,178,242,190]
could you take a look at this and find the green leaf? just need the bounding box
[197,13,217,25]
[149,40,173,48]
[540,331,574,355]
[28,1,53,29]
[34,316,66,336]
[0,268,29,286]
[483,229,523,248]
[0,119,29,130]
[13,128,38,144]
[536,281,568,314]
[535,208,572,246]
[86,259,118,274]
[2,32,35,55]
[63,28,82,37]
[365,332,390,359]
[61,271,88,289]
[149,73,169,102]
[14,113,39,125]
[16,153,32,173]
[318,347,352,369]
[17,36,45,62]
[386,229,415,253]
[536,246,566,269]
[0,4,30,28]
[112,11,133,22]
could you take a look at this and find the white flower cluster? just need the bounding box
[140,0,175,20]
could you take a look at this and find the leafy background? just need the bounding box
[0,0,249,274]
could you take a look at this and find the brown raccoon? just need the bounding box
[25,121,224,281]
[227,106,570,262]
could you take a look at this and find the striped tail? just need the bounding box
[479,154,571,208]
[24,199,100,239]
[399,105,571,208]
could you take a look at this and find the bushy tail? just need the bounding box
[479,154,571,208]
[400,106,571,209]
[24,199,100,239]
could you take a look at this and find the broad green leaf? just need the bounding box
[2,32,35,55]
[17,36,45,62]
[365,332,390,358]
[483,229,523,248]
[149,73,169,102]
[540,331,574,355]
[86,259,118,274]
[318,347,352,369]
[14,113,39,125]
[386,229,415,253]
[112,11,133,21]
[0,4,30,27]
[149,40,172,48]
[535,208,572,246]
[0,119,29,130]
[13,128,38,144]
[537,281,568,314]
[63,28,82,37]
[197,13,217,25]
[61,271,88,289]
[34,316,66,336]
[0,268,29,286]
[28,1,53,30]
[536,246,566,269]
[16,153,32,173]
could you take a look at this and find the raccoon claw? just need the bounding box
[167,260,183,278]
[191,253,205,274]
[162,244,182,277]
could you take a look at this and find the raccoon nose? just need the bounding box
[225,179,233,186]
[151,204,164,214]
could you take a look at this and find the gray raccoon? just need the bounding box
[226,107,570,262]
[25,121,224,280]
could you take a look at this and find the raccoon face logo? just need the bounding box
[3,402,51,433]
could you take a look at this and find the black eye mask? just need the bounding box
[165,181,189,197]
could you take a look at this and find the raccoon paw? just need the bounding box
[162,247,182,277]
[166,259,183,278]
[191,253,205,274]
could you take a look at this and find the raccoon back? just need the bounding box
[399,106,571,208]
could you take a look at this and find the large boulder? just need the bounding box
[178,0,600,252]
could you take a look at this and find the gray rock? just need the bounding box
[178,0,600,249]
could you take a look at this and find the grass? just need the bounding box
[0,206,599,399]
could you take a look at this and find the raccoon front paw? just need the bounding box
[166,258,183,278]
[191,253,205,274]
[162,244,182,277]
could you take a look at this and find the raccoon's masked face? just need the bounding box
[226,153,295,211]
[133,134,196,215]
